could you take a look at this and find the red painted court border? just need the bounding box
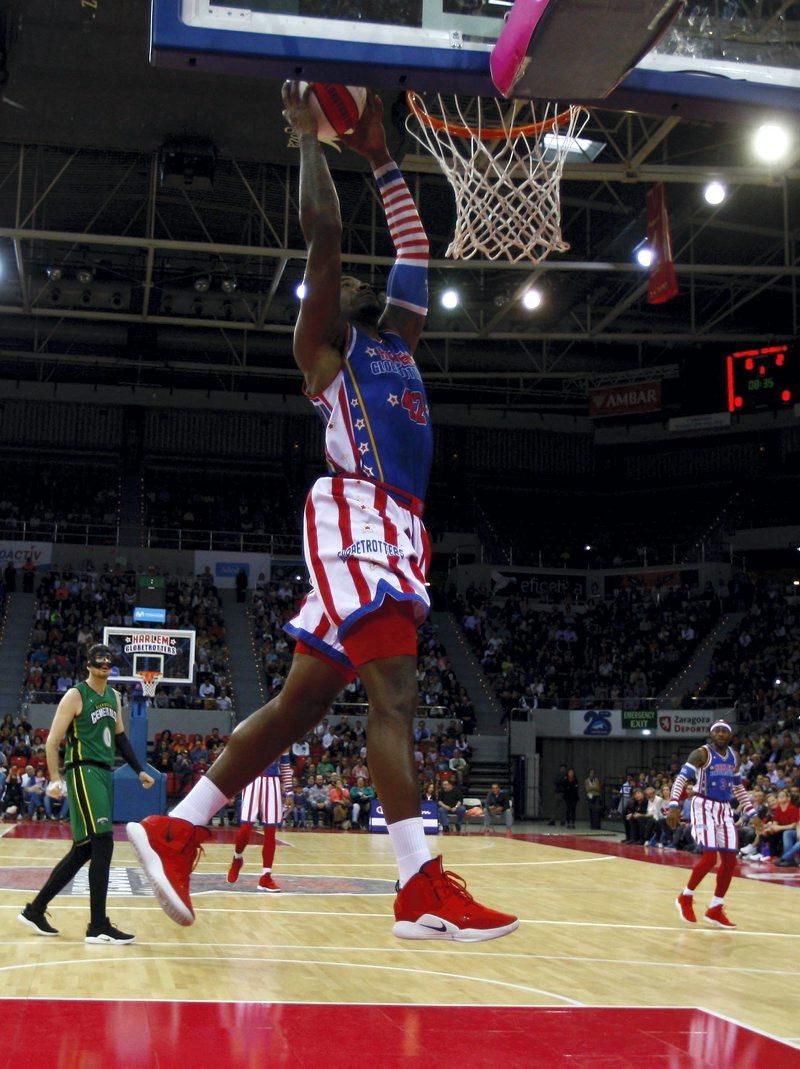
[0,1002,795,1068]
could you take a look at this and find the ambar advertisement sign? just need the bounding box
[589,380,662,418]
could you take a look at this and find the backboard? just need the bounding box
[152,1,800,120]
[102,627,196,685]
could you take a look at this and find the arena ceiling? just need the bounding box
[0,0,798,412]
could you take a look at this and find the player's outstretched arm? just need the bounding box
[283,80,345,396]
[342,93,429,354]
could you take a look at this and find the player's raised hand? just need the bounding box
[340,91,389,166]
[282,80,318,137]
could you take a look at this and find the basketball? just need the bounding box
[298,82,367,143]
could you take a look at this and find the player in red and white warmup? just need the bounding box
[126,82,518,943]
[227,753,292,892]
[668,720,762,928]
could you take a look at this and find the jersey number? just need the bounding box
[402,389,428,425]
[103,726,112,749]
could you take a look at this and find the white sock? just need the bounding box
[682,887,694,897]
[710,895,724,908]
[171,776,229,827]
[388,817,432,887]
[233,851,243,860]
[262,867,271,874]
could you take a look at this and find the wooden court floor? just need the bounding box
[1,822,798,1067]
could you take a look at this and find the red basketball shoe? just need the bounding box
[257,873,281,893]
[704,904,736,928]
[126,816,209,926]
[227,855,243,884]
[675,893,696,924]
[393,856,519,942]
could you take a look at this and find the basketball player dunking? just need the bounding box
[227,753,292,892]
[127,82,518,942]
[668,719,762,928]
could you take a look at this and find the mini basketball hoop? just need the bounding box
[136,670,162,699]
[405,91,589,263]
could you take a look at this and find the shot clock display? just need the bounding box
[725,344,796,413]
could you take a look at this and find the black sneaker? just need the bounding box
[85,918,135,944]
[17,903,59,936]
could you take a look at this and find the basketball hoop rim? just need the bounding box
[136,669,162,697]
[405,90,574,141]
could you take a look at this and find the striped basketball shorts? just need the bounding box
[285,476,431,674]
[689,794,738,852]
[240,774,282,825]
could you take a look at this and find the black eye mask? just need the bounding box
[88,647,113,668]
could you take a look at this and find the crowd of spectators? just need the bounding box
[454,580,720,714]
[268,715,471,831]
[143,467,300,547]
[696,577,800,724]
[249,575,477,729]
[0,460,119,538]
[468,480,734,570]
[24,565,235,710]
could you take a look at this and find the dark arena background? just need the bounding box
[0,2,798,1066]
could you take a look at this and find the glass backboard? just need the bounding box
[102,626,196,684]
[152,0,800,119]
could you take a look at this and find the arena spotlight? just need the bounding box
[703,180,727,205]
[635,244,654,268]
[521,288,542,310]
[221,275,238,294]
[440,288,460,310]
[753,122,790,164]
[295,281,307,300]
[193,275,211,293]
[46,265,62,282]
[77,267,94,285]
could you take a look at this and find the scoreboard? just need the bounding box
[725,344,795,414]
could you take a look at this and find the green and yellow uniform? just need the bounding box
[65,681,118,841]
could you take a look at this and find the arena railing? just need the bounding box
[1,520,119,546]
[509,694,736,716]
[145,527,302,554]
[330,702,455,722]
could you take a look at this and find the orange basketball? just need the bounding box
[298,82,367,143]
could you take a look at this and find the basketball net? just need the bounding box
[404,91,589,263]
[136,670,162,699]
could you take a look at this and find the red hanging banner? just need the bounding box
[646,182,679,304]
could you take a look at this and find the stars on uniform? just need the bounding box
[363,465,375,477]
[358,442,369,455]
[350,397,359,408]
[366,346,378,356]
[387,393,399,407]
[354,418,365,430]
